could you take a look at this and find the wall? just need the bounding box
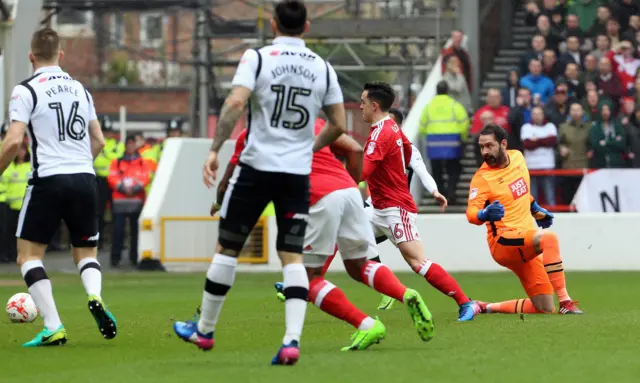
[140,138,640,273]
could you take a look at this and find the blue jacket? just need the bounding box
[519,74,555,104]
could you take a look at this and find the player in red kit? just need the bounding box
[360,81,480,321]
[228,120,435,349]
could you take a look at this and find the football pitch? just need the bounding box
[1,271,639,383]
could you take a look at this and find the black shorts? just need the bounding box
[218,163,309,253]
[18,173,99,247]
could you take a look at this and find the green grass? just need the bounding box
[1,271,639,383]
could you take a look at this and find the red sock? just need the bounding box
[360,261,407,301]
[415,260,470,305]
[308,277,368,329]
[320,246,338,277]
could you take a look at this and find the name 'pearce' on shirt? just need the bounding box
[43,75,80,98]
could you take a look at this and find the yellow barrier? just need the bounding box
[159,216,269,264]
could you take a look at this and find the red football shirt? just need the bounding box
[230,129,248,165]
[309,119,356,205]
[363,116,417,213]
[230,121,355,206]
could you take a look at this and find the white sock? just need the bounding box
[77,258,102,298]
[21,260,62,331]
[197,254,238,335]
[358,317,376,331]
[282,263,309,345]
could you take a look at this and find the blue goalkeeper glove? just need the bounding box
[477,201,505,222]
[530,200,554,228]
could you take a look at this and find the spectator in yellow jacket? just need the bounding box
[5,143,31,262]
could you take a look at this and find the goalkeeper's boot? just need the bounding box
[271,340,300,366]
[377,294,396,311]
[558,300,584,315]
[403,288,435,342]
[274,282,285,303]
[341,318,386,351]
[22,325,67,347]
[458,301,481,322]
[173,320,214,351]
[88,295,117,339]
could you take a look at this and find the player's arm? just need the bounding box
[466,174,494,225]
[212,131,245,215]
[330,134,363,183]
[85,89,105,159]
[211,86,250,153]
[408,145,438,194]
[313,62,346,152]
[89,120,105,159]
[0,85,32,174]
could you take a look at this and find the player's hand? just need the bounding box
[530,200,554,228]
[433,191,448,212]
[477,201,504,222]
[203,151,219,188]
[210,201,221,216]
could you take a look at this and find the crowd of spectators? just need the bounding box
[468,0,640,207]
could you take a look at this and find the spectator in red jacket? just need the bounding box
[471,88,510,135]
[107,135,153,268]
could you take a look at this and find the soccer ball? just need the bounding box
[6,293,38,323]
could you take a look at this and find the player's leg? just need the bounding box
[16,182,67,347]
[338,189,434,341]
[481,257,556,314]
[302,189,385,350]
[375,208,479,321]
[62,174,116,339]
[270,171,312,365]
[275,246,336,302]
[533,230,583,314]
[362,201,396,310]
[479,231,555,314]
[173,165,268,351]
[305,256,385,351]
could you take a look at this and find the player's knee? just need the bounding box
[306,266,323,281]
[540,231,559,249]
[275,220,307,254]
[532,295,556,313]
[343,258,366,280]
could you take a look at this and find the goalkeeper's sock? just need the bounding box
[309,277,373,330]
[359,261,407,301]
[198,254,238,335]
[414,260,471,306]
[486,298,548,314]
[540,232,571,302]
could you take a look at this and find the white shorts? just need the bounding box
[303,188,377,267]
[370,206,421,245]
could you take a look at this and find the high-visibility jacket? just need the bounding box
[0,143,9,204]
[94,138,124,178]
[419,94,469,160]
[141,143,163,195]
[6,161,31,211]
[107,152,153,213]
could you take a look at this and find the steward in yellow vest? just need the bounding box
[5,144,31,262]
[0,123,11,263]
